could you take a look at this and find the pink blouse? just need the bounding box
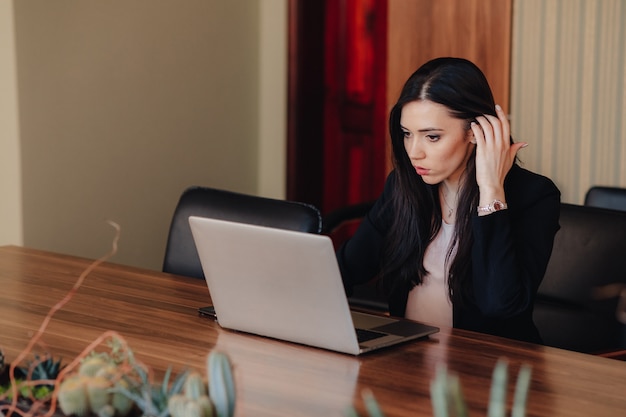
[405,220,455,327]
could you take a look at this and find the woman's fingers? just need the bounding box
[495,104,510,141]
[473,109,507,147]
[472,105,527,190]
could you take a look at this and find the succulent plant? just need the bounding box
[0,353,63,402]
[206,351,235,417]
[57,374,91,417]
[57,353,135,417]
[167,372,214,417]
[111,364,189,417]
[166,351,236,417]
[16,354,64,387]
[55,342,236,417]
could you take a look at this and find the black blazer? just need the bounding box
[337,164,561,343]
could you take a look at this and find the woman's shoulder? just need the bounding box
[373,169,396,200]
[505,164,561,205]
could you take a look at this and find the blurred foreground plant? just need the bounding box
[431,358,531,417]
[347,358,531,417]
[52,336,236,417]
[0,222,236,417]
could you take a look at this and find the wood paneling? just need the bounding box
[387,0,513,170]
[387,0,512,111]
[387,0,512,172]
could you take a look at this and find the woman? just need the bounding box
[337,57,560,343]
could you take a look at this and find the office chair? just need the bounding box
[584,186,626,212]
[163,186,322,279]
[534,203,626,356]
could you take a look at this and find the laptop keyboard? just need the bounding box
[356,328,387,343]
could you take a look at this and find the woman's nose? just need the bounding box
[406,138,424,160]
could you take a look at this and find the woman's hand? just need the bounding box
[471,105,527,210]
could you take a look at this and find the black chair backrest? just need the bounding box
[584,186,626,212]
[534,203,626,353]
[163,186,322,279]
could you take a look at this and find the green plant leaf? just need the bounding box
[430,365,449,417]
[488,359,508,417]
[512,364,532,417]
[447,374,469,417]
[344,406,361,417]
[362,390,386,417]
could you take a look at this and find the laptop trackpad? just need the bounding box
[371,320,433,337]
[351,311,436,337]
[351,311,396,328]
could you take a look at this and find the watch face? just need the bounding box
[493,200,505,211]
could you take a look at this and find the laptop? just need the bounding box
[189,216,439,355]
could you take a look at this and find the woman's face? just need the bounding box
[401,100,474,186]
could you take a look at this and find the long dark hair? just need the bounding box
[382,57,504,307]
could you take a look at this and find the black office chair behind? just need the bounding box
[163,186,322,279]
[534,203,626,356]
[584,186,626,212]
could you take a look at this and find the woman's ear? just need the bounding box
[466,128,476,144]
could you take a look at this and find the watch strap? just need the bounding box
[477,199,508,213]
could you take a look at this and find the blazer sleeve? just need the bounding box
[470,166,561,318]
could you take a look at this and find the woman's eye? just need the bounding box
[426,135,440,142]
[402,130,411,139]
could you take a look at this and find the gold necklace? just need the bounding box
[441,183,458,219]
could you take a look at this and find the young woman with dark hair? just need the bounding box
[337,57,560,343]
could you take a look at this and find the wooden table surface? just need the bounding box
[1,245,625,417]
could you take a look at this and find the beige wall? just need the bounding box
[511,0,626,204]
[0,1,22,247]
[258,1,287,198]
[3,1,287,270]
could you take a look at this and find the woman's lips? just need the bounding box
[415,166,430,176]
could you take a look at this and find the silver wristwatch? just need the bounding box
[477,199,508,213]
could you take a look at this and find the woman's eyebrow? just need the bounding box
[400,124,444,133]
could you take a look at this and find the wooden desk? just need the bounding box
[1,246,625,416]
